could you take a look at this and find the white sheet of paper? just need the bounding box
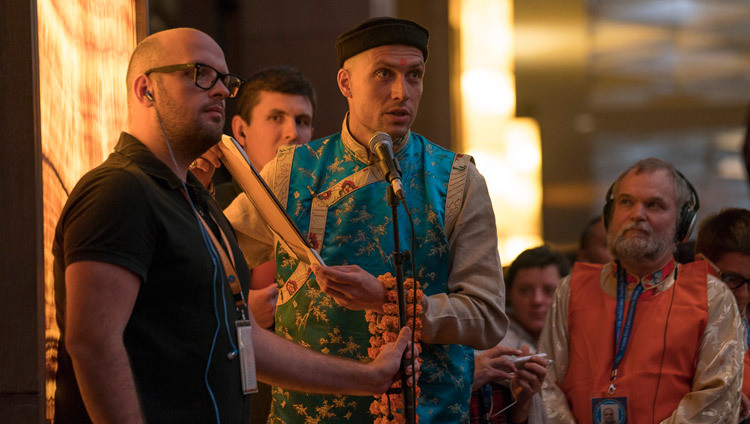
[218,134,324,266]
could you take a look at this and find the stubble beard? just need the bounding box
[607,221,675,263]
[383,105,415,140]
[155,90,223,161]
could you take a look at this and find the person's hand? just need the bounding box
[189,145,223,188]
[367,327,420,394]
[311,264,386,312]
[511,346,547,403]
[472,345,522,391]
[247,284,278,329]
[508,345,548,423]
[740,393,750,422]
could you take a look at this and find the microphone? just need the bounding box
[369,132,405,201]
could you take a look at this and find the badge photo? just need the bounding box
[591,396,627,424]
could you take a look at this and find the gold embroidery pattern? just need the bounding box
[445,154,472,234]
[305,138,327,160]
[276,264,311,305]
[307,167,377,256]
[275,145,296,207]
[291,283,334,332]
[321,327,367,360]
[352,225,391,265]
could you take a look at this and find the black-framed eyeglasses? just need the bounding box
[145,63,244,98]
[722,272,750,290]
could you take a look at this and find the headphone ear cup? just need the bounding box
[602,202,611,230]
[673,170,700,242]
[602,184,614,230]
[675,205,697,243]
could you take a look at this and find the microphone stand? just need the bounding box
[387,186,417,424]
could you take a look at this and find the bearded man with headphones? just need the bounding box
[538,157,744,423]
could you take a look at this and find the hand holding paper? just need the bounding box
[311,263,386,312]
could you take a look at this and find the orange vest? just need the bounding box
[562,261,710,422]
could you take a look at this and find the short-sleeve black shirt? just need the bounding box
[53,132,251,423]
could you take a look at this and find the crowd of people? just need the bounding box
[51,15,749,424]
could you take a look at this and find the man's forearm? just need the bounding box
[254,326,379,395]
[254,325,405,396]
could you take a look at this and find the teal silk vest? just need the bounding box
[268,130,475,423]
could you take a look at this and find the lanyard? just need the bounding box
[609,264,644,394]
[180,188,248,321]
[744,316,750,352]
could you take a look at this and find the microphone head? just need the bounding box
[368,131,393,153]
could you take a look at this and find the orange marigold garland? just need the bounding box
[366,273,424,424]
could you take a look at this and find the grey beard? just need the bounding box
[608,231,673,263]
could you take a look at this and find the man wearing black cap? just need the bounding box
[226,17,507,423]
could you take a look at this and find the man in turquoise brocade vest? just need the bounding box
[225,17,508,423]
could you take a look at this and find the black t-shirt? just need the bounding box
[53,132,251,423]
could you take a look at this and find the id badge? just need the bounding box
[236,320,258,394]
[590,393,628,424]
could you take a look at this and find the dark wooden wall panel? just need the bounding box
[0,0,44,422]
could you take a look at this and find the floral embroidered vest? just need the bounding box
[267,129,475,423]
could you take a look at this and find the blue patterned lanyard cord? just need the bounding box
[609,264,644,394]
[744,316,750,352]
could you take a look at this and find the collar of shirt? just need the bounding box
[340,113,411,165]
[115,131,208,195]
[695,253,722,278]
[601,257,677,300]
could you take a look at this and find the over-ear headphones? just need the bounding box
[602,169,700,243]
[145,90,154,101]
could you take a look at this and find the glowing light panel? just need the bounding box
[38,0,137,419]
[452,0,543,264]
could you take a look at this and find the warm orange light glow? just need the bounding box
[467,119,543,262]
[38,0,137,419]
[461,69,515,117]
[452,0,543,265]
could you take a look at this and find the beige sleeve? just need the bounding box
[538,275,576,423]
[660,276,744,423]
[420,163,508,350]
[223,159,278,269]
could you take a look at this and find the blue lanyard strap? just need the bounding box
[609,264,644,393]
[744,316,750,352]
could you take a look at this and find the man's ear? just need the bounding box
[134,74,152,105]
[231,114,249,150]
[337,68,352,98]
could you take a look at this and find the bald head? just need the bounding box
[126,34,162,107]
[126,28,226,119]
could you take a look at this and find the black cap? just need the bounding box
[336,17,429,67]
